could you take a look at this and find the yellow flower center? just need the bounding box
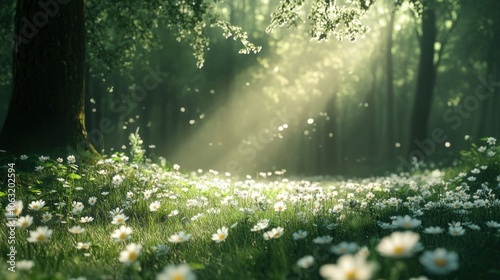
[219,233,225,240]
[393,245,405,255]
[345,270,357,280]
[172,272,184,280]
[128,252,137,261]
[37,234,46,242]
[22,221,28,227]
[434,258,447,267]
[119,233,127,240]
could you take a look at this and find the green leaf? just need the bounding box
[0,191,6,197]
[68,173,82,180]
[189,263,205,270]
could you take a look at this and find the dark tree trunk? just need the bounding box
[408,8,437,158]
[0,0,97,156]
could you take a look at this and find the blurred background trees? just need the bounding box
[1,0,498,176]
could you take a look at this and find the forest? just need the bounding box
[0,0,499,279]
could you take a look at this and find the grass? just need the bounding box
[1,137,500,280]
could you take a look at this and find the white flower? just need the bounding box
[27,226,53,243]
[419,248,459,275]
[392,215,421,229]
[119,243,142,265]
[297,255,315,269]
[28,199,46,211]
[331,242,358,255]
[112,214,129,225]
[251,219,269,231]
[72,201,84,214]
[67,155,76,164]
[486,137,496,146]
[156,264,196,280]
[486,221,500,228]
[15,215,33,229]
[293,230,308,240]
[313,235,333,244]
[423,226,444,234]
[76,242,92,250]
[263,227,284,240]
[448,225,465,236]
[150,201,161,212]
[35,166,44,172]
[152,244,170,257]
[80,216,94,223]
[168,231,192,243]
[173,164,180,171]
[41,212,53,223]
[111,226,133,242]
[477,146,487,153]
[376,231,420,258]
[5,200,23,217]
[212,226,229,243]
[274,201,287,212]
[20,155,28,160]
[16,260,35,270]
[68,226,85,234]
[112,174,124,186]
[88,197,97,205]
[320,254,376,280]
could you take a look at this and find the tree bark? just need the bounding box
[0,0,97,156]
[408,8,437,158]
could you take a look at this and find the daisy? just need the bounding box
[293,230,308,240]
[331,242,358,255]
[419,248,459,275]
[80,216,94,223]
[392,215,421,229]
[68,226,85,234]
[212,226,228,243]
[119,243,142,265]
[423,226,444,234]
[112,214,129,225]
[88,197,97,206]
[41,212,53,223]
[156,264,196,280]
[448,224,465,236]
[274,201,287,212]
[16,260,35,271]
[168,231,192,243]
[27,226,53,243]
[485,221,500,228]
[376,231,420,258]
[67,155,76,164]
[71,201,84,214]
[112,174,124,186]
[150,201,161,212]
[264,227,284,240]
[15,215,33,229]
[109,207,124,217]
[296,255,315,269]
[313,235,333,244]
[5,200,23,217]
[111,226,133,242]
[250,219,269,231]
[76,242,92,250]
[20,155,28,160]
[320,254,376,280]
[28,200,46,211]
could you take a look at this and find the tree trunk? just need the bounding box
[407,8,437,159]
[0,0,97,156]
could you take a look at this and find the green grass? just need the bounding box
[1,139,500,280]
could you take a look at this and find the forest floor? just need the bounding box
[1,138,500,280]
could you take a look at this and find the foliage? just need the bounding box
[1,139,500,279]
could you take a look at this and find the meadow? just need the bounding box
[1,136,500,280]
